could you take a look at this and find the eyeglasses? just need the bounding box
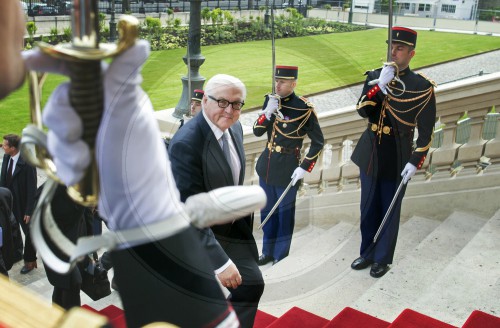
[207,95,244,110]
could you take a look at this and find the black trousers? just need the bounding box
[52,286,81,310]
[111,226,235,328]
[15,216,37,262]
[0,255,8,277]
[227,254,265,328]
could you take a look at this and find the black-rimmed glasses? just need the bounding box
[207,95,245,110]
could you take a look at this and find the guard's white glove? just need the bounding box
[377,64,395,95]
[263,96,279,120]
[291,167,306,186]
[23,40,187,231]
[401,162,417,184]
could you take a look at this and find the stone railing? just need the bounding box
[243,72,500,222]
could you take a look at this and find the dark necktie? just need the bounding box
[6,158,14,185]
[222,132,237,185]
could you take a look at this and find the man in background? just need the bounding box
[190,89,204,117]
[1,134,37,274]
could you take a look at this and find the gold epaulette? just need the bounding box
[364,66,383,76]
[417,72,437,88]
[299,96,314,108]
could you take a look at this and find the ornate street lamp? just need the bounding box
[173,0,206,118]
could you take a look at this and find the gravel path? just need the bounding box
[239,49,500,127]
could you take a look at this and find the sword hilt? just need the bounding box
[66,60,103,205]
[21,15,140,207]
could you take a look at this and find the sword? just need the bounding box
[21,1,138,206]
[187,30,192,117]
[373,176,407,243]
[271,0,276,94]
[361,175,408,259]
[258,179,294,229]
[387,0,393,62]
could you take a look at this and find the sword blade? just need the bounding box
[258,179,294,229]
[386,0,393,62]
[271,0,276,94]
[373,177,406,242]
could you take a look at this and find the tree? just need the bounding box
[324,4,332,20]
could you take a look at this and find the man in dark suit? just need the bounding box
[1,134,38,274]
[169,74,265,328]
[350,27,436,278]
[0,187,15,277]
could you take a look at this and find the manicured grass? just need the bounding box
[1,28,499,136]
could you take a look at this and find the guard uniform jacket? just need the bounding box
[253,92,324,187]
[351,66,436,180]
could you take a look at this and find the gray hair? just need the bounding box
[204,74,247,100]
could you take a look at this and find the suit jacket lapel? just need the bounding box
[12,155,25,178]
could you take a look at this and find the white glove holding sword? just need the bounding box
[259,95,280,120]
[368,64,395,95]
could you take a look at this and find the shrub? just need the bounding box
[63,27,72,42]
[49,27,59,44]
[26,21,37,40]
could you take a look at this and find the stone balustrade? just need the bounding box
[243,72,500,199]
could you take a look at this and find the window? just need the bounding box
[441,4,456,13]
[418,3,431,11]
[400,2,410,9]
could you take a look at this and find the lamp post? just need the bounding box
[473,0,480,34]
[265,0,270,26]
[432,0,440,30]
[173,0,206,118]
[109,0,117,42]
[348,0,354,24]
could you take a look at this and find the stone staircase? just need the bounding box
[5,193,500,327]
[255,209,500,326]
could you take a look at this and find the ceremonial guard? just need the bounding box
[254,65,324,265]
[350,27,437,278]
[180,89,204,127]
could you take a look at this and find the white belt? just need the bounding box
[31,179,266,274]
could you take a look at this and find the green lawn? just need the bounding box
[1,28,499,136]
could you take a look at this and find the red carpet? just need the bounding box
[82,304,126,328]
[254,309,278,328]
[81,304,500,328]
[462,310,500,328]
[390,309,457,328]
[266,307,329,328]
[324,306,390,328]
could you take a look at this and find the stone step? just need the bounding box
[262,221,357,280]
[411,209,500,326]
[258,216,440,318]
[254,224,327,269]
[352,211,488,323]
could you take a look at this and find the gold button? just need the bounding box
[382,126,391,135]
[371,124,377,132]
[275,146,282,153]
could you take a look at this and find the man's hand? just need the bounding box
[217,263,242,289]
[263,96,279,120]
[377,65,395,95]
[291,167,306,186]
[401,163,417,184]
